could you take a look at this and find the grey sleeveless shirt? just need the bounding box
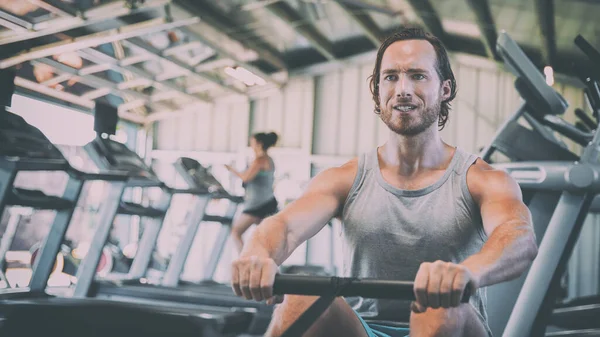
[341,146,490,333]
[244,156,276,210]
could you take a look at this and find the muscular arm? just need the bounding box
[240,160,357,264]
[461,159,538,288]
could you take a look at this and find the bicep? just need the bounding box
[480,197,532,237]
[474,169,533,237]
[273,166,355,250]
[275,190,341,247]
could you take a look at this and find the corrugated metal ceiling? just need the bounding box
[0,0,597,124]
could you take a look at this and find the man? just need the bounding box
[231,28,538,337]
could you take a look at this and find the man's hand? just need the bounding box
[231,255,283,305]
[411,260,478,313]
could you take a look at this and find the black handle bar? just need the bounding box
[575,35,600,81]
[273,274,471,303]
[575,108,597,131]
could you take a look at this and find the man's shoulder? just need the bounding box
[308,157,360,198]
[317,157,359,181]
[466,158,521,202]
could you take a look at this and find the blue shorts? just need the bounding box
[354,311,410,337]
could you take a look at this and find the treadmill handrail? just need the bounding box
[575,108,597,131]
[125,175,165,188]
[542,115,592,146]
[493,161,600,191]
[167,187,211,195]
[67,168,131,182]
[575,35,600,81]
[211,192,244,203]
[0,157,69,171]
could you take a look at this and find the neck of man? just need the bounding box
[381,124,450,176]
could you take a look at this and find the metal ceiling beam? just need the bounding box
[34,57,171,110]
[123,38,245,95]
[178,27,284,87]
[288,30,586,80]
[41,73,73,86]
[0,0,171,46]
[118,99,146,113]
[265,1,336,61]
[334,1,383,47]
[78,47,211,102]
[162,41,204,57]
[534,0,557,67]
[25,0,80,17]
[0,16,199,69]
[174,0,288,71]
[14,76,147,124]
[118,78,153,90]
[119,53,153,66]
[465,0,499,60]
[15,76,93,109]
[78,63,112,76]
[0,17,28,32]
[81,87,112,100]
[195,58,236,73]
[403,0,446,41]
[0,10,33,30]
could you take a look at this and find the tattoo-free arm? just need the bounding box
[461,160,538,288]
[227,159,262,183]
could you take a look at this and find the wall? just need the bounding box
[152,52,599,296]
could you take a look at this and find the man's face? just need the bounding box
[378,39,451,136]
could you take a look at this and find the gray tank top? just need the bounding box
[341,146,490,333]
[244,156,275,210]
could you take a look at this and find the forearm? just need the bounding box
[230,169,254,183]
[240,216,293,265]
[461,220,538,288]
[229,169,244,180]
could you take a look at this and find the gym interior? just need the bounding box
[0,1,599,337]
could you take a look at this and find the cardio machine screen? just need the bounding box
[496,32,568,118]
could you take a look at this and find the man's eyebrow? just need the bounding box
[381,68,430,74]
[381,68,398,75]
[406,68,430,73]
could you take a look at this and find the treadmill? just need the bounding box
[170,157,334,284]
[0,106,242,336]
[484,32,600,337]
[79,106,273,334]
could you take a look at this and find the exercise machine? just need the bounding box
[268,273,470,337]
[486,32,600,337]
[62,101,262,333]
[85,154,274,333]
[539,35,600,334]
[0,101,253,336]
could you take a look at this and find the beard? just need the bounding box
[379,100,441,136]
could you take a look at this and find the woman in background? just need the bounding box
[225,132,279,253]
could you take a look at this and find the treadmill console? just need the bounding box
[0,108,66,162]
[496,32,568,119]
[175,157,227,194]
[85,136,156,179]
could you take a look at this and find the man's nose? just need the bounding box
[396,74,413,98]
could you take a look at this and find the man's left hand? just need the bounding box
[411,260,478,313]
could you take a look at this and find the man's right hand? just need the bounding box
[231,255,282,305]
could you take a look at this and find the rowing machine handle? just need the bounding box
[273,274,471,303]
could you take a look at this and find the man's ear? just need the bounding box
[441,79,451,101]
